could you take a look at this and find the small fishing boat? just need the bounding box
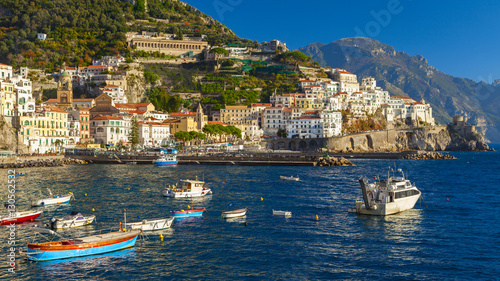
[31,190,73,207]
[280,175,299,181]
[8,173,25,178]
[170,196,205,218]
[222,208,247,219]
[272,210,292,217]
[0,210,43,225]
[125,217,174,231]
[49,212,95,229]
[26,229,142,261]
[162,178,212,198]
[351,166,421,216]
[170,208,205,218]
[153,155,177,166]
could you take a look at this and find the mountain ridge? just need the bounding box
[299,37,500,142]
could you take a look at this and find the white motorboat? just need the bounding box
[273,210,292,217]
[352,167,421,216]
[49,212,95,229]
[163,178,212,198]
[280,175,299,181]
[125,217,174,231]
[31,189,73,207]
[222,208,247,219]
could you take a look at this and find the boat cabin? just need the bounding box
[179,180,205,192]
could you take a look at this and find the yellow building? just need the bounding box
[19,106,69,153]
[163,117,197,135]
[294,98,323,110]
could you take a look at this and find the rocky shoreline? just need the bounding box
[403,152,456,160]
[315,156,355,166]
[0,158,87,169]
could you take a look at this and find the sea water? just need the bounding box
[0,145,499,280]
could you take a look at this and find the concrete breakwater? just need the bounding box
[0,158,87,169]
[66,153,357,166]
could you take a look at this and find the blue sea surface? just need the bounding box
[0,145,499,280]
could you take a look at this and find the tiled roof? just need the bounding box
[73,99,94,102]
[46,106,67,113]
[170,112,196,116]
[92,115,122,121]
[336,69,354,74]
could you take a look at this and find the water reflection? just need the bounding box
[33,247,137,272]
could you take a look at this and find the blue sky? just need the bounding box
[186,0,500,82]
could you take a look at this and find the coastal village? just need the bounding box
[0,0,497,277]
[0,34,438,155]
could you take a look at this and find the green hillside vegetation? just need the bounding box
[142,59,302,111]
[0,0,248,71]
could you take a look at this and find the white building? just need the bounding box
[330,69,359,94]
[138,121,170,147]
[91,115,131,146]
[0,63,13,80]
[67,115,81,146]
[37,33,47,41]
[320,110,343,137]
[101,84,127,104]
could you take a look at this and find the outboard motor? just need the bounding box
[49,218,57,229]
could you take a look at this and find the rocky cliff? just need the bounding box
[393,126,490,152]
[0,116,27,153]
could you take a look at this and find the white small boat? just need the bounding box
[280,175,299,181]
[126,161,137,165]
[49,212,95,229]
[273,210,292,217]
[353,166,421,216]
[124,217,174,231]
[163,178,212,198]
[222,208,247,219]
[31,190,73,207]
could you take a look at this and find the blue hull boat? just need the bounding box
[26,229,142,261]
[170,208,205,218]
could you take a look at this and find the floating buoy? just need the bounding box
[128,188,130,190]
[160,233,164,241]
[223,181,225,184]
[260,197,263,201]
[315,215,319,221]
[48,184,50,187]
[73,183,75,186]
[181,209,185,212]
[85,193,87,196]
[92,208,95,211]
[244,222,248,226]
[0,198,2,200]
[446,198,449,202]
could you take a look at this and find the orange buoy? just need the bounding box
[446,198,449,201]
[73,183,75,186]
